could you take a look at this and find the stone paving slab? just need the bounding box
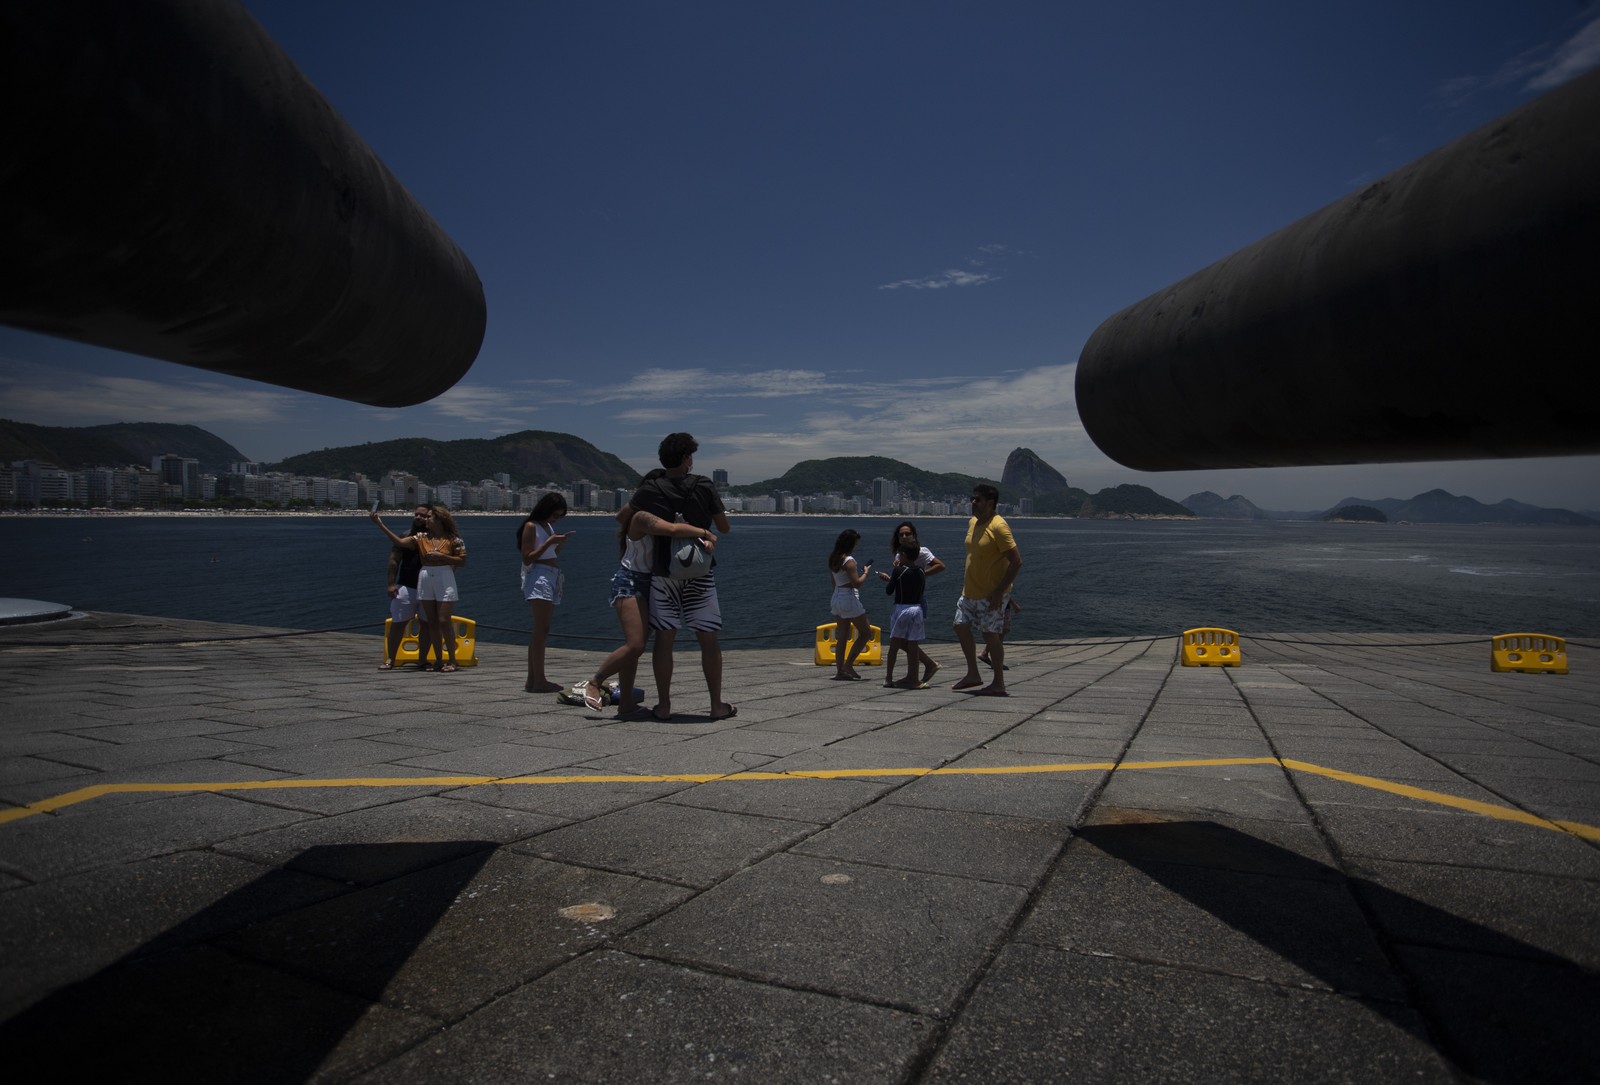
[618,851,1030,1016]
[0,613,1597,1081]
[361,949,939,1083]
[923,944,1456,1084]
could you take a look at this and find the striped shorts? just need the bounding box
[649,572,722,632]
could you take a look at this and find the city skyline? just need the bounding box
[3,2,1600,510]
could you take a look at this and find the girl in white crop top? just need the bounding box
[826,528,873,680]
[519,493,574,693]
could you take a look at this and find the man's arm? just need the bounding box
[632,509,716,548]
[696,477,731,533]
[988,547,1021,609]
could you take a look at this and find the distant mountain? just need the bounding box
[0,419,246,473]
[727,456,994,500]
[1326,504,1387,523]
[1073,484,1192,518]
[995,448,1188,516]
[272,430,641,488]
[1001,447,1070,495]
[1182,491,1271,519]
[1324,489,1594,525]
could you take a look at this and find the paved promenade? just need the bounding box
[1,612,1596,1083]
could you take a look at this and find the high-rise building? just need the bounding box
[712,468,729,487]
[152,454,202,501]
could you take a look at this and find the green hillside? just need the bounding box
[728,456,995,500]
[271,430,642,488]
[0,419,246,473]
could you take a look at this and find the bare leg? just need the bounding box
[843,615,870,677]
[384,618,404,667]
[699,630,733,719]
[593,596,648,713]
[438,600,458,670]
[421,601,445,670]
[981,631,1006,694]
[652,628,677,719]
[525,599,558,690]
[833,617,851,678]
[952,621,983,689]
[415,615,434,669]
[882,639,899,686]
[917,644,939,684]
[889,638,913,687]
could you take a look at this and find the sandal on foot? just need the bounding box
[440,663,458,673]
[583,679,607,712]
[378,660,393,670]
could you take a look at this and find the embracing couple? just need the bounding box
[584,432,737,722]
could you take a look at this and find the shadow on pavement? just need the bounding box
[0,842,492,1083]
[1079,819,1599,1085]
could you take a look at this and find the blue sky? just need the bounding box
[4,1,1599,510]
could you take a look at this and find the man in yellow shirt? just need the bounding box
[952,484,1022,695]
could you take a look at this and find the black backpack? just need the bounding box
[637,476,714,580]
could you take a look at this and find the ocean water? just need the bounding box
[9,514,1600,646]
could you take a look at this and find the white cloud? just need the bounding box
[427,384,539,429]
[880,244,1015,290]
[602,368,839,401]
[709,365,1088,482]
[879,269,999,291]
[0,367,296,425]
[1436,17,1600,107]
[1525,15,1600,90]
[614,407,699,425]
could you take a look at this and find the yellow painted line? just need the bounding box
[2,759,1596,842]
[1279,759,1600,842]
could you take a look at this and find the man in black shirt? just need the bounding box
[629,433,734,720]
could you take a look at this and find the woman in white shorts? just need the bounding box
[519,492,574,693]
[827,529,873,681]
[878,521,944,684]
[372,504,467,671]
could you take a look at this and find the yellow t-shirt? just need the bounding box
[962,514,1016,598]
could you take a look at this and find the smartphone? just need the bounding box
[370,500,379,513]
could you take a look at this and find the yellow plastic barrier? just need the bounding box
[1182,627,1241,667]
[385,616,478,667]
[814,622,883,666]
[1490,633,1567,675]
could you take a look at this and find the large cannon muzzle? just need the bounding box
[1076,68,1600,470]
[0,0,485,407]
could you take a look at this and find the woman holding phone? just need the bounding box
[827,529,873,681]
[372,504,467,671]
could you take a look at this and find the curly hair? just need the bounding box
[429,504,459,538]
[657,432,698,469]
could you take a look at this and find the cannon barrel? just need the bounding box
[0,0,485,407]
[1075,68,1600,470]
